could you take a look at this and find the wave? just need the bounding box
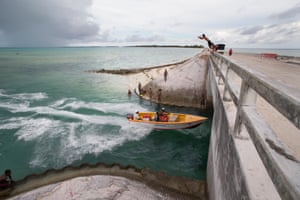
[0,101,30,111]
[0,89,48,113]
[0,89,47,101]
[51,98,144,115]
[0,117,61,141]
[24,117,151,167]
[2,100,143,126]
[0,90,144,119]
[0,89,152,168]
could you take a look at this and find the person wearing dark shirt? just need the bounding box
[0,169,14,189]
[198,34,217,51]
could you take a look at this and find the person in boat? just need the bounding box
[198,34,217,51]
[152,112,159,121]
[158,108,169,122]
[160,107,169,114]
[133,111,140,120]
[0,169,14,190]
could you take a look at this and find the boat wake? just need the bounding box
[0,89,151,168]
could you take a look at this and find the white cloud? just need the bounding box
[213,21,300,48]
[89,0,300,48]
[0,0,299,47]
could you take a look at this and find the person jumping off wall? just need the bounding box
[198,34,217,51]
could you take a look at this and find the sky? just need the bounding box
[0,0,299,48]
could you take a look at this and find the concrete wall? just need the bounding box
[141,53,211,108]
[206,59,250,200]
[91,54,212,109]
[206,52,300,200]
[2,163,206,199]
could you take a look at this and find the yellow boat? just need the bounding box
[127,112,207,130]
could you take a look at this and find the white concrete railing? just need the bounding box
[210,52,300,200]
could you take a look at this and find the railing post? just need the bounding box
[223,66,234,102]
[210,54,224,85]
[234,81,257,136]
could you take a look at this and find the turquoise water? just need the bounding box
[0,47,212,181]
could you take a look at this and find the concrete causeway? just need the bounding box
[225,52,300,160]
[3,49,300,200]
[208,50,300,200]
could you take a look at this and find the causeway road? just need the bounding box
[225,52,300,160]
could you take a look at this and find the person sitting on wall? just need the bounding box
[0,169,14,190]
[198,34,217,51]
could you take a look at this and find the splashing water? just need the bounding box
[0,90,151,167]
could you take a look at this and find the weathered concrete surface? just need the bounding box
[206,61,252,200]
[141,53,210,108]
[88,58,189,75]
[206,63,281,200]
[227,53,300,160]
[207,51,300,200]
[8,176,198,200]
[229,53,300,97]
[3,163,206,200]
[90,51,212,108]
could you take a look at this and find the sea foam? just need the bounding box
[0,90,152,168]
[0,89,47,101]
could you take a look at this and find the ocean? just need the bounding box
[0,47,212,181]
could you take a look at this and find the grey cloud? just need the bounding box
[0,0,100,47]
[239,25,263,35]
[270,3,300,20]
[236,22,300,45]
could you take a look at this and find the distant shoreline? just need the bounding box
[1,46,299,57]
[130,45,204,48]
[0,45,205,49]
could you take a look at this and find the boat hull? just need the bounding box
[130,120,204,130]
[127,112,207,130]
